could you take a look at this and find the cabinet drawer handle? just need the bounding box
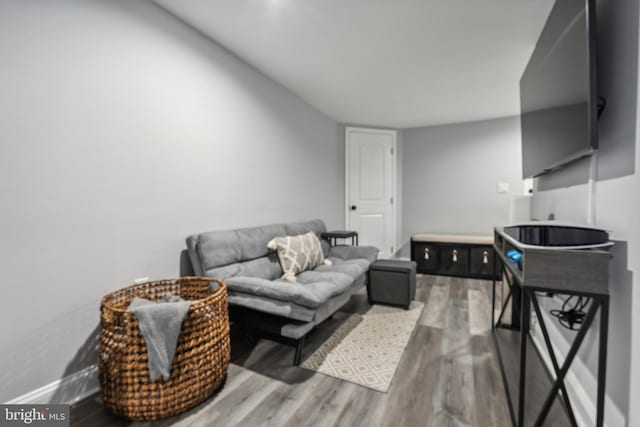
[482,250,489,264]
[424,248,430,260]
[452,249,458,263]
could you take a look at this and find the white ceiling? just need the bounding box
[155,0,554,129]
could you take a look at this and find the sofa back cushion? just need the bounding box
[186,219,327,280]
[284,220,326,237]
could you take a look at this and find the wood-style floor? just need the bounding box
[71,275,520,427]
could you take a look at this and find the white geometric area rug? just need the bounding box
[301,301,424,392]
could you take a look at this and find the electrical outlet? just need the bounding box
[133,277,149,284]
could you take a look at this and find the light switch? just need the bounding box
[497,182,510,193]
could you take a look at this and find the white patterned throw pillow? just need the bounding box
[267,232,330,282]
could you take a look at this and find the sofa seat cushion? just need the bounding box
[228,290,352,328]
[314,258,370,279]
[227,292,316,322]
[224,274,351,309]
[295,270,353,289]
[328,245,379,264]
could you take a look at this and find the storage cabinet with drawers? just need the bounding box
[410,234,500,280]
[414,243,439,272]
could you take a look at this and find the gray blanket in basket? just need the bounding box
[129,294,191,381]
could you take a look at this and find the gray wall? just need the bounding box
[401,116,523,245]
[0,0,343,402]
[531,0,640,423]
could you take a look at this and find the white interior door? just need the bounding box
[346,127,396,259]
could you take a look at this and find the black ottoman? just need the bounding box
[367,259,417,309]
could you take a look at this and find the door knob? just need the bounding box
[350,205,357,210]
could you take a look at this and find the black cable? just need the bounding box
[549,295,590,330]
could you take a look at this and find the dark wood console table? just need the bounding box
[492,227,611,427]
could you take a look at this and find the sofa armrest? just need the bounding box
[186,235,205,276]
[328,245,379,264]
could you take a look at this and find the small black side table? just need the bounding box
[320,230,358,247]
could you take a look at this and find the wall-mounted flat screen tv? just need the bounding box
[520,0,597,178]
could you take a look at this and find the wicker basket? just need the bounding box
[99,277,230,421]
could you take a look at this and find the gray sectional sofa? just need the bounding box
[186,219,378,364]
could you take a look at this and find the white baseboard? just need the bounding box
[529,319,625,427]
[5,364,99,405]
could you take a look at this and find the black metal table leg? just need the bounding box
[496,288,513,329]
[494,331,518,426]
[596,296,609,427]
[495,264,516,329]
[492,254,497,330]
[518,288,531,426]
[530,293,578,426]
[534,301,599,426]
